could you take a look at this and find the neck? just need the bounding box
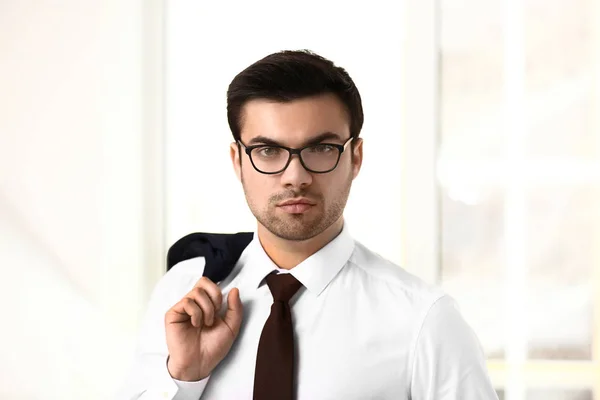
[257,217,344,270]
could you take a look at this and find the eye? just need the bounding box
[310,144,335,153]
[256,146,283,157]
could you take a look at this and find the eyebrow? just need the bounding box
[247,132,344,147]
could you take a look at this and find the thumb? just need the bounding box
[223,288,243,337]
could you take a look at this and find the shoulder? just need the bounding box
[163,256,207,289]
[409,295,495,396]
[146,257,208,315]
[347,240,447,311]
[347,242,475,344]
[346,244,492,391]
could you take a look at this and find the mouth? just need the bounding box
[276,198,316,214]
[277,198,316,207]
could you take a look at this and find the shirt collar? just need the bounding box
[245,222,355,297]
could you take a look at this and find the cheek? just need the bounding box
[243,168,274,198]
[321,170,352,198]
[327,163,352,184]
[314,176,336,197]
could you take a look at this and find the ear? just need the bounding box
[351,138,363,179]
[230,142,242,182]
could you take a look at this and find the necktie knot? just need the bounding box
[266,272,302,303]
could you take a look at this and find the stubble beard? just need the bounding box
[241,171,353,241]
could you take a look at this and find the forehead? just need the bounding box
[239,93,350,145]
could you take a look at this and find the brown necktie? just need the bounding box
[253,272,303,400]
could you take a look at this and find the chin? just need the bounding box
[271,228,323,242]
[262,216,327,242]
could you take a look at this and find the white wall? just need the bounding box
[0,1,162,399]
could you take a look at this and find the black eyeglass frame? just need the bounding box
[238,137,354,174]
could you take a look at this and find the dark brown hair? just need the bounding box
[226,49,364,143]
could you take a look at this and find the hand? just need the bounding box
[165,277,243,381]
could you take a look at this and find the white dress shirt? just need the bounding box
[117,223,498,400]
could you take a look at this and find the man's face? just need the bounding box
[230,93,363,241]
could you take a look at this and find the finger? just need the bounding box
[167,297,203,328]
[223,288,243,338]
[189,287,217,327]
[194,277,223,313]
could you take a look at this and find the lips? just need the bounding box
[277,198,316,214]
[279,203,313,213]
[277,198,315,207]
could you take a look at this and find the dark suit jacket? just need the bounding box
[166,232,254,282]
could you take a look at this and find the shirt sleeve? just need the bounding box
[114,259,210,400]
[409,295,499,400]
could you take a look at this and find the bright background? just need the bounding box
[0,1,598,399]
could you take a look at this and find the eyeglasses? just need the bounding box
[238,137,353,174]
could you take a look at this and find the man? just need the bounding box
[118,50,498,399]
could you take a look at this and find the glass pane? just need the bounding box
[526,186,597,360]
[440,186,506,359]
[440,0,505,161]
[527,389,594,400]
[525,0,598,158]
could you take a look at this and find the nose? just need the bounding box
[280,153,313,189]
